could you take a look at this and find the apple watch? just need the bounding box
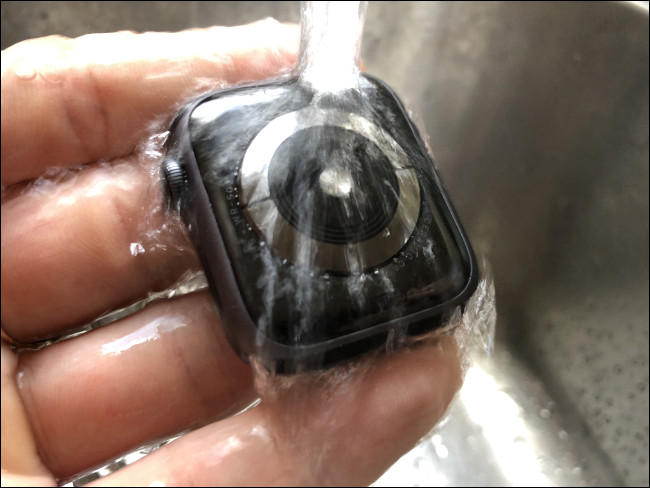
[162,73,478,373]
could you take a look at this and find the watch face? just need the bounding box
[165,73,477,371]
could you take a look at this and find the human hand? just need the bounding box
[1,20,462,486]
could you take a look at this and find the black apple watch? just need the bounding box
[162,73,478,373]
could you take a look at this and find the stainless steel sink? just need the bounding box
[364,2,649,486]
[2,1,647,486]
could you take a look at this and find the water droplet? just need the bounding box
[130,242,145,256]
[14,59,36,80]
[431,434,449,459]
[466,435,479,450]
[540,408,551,419]
[39,65,64,84]
[413,455,429,470]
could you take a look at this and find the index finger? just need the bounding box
[0,19,299,186]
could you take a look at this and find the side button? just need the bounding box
[162,159,188,212]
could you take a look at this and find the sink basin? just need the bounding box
[364,2,649,485]
[2,1,647,486]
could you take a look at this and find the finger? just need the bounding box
[16,291,255,481]
[1,345,56,486]
[1,20,299,186]
[90,336,462,487]
[0,473,56,487]
[1,159,201,343]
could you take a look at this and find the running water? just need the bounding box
[297,1,368,92]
